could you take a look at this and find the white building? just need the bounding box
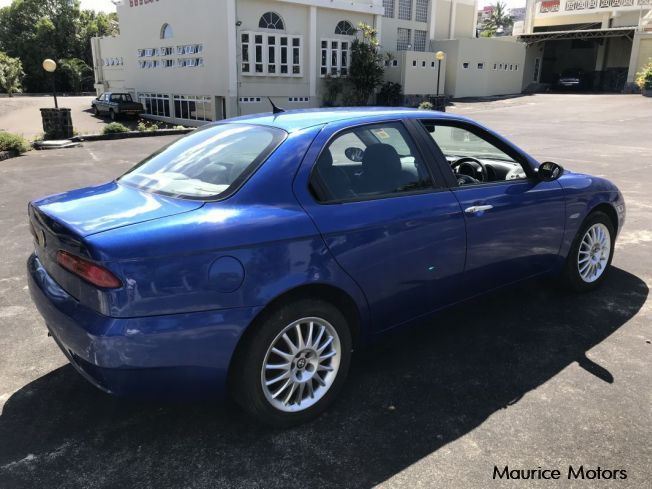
[92,0,526,125]
[517,0,652,91]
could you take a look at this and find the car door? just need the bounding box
[97,93,109,113]
[416,118,565,294]
[294,119,467,334]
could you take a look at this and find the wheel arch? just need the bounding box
[590,202,619,235]
[227,283,363,389]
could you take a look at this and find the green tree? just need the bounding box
[348,23,384,105]
[59,57,92,93]
[0,51,24,96]
[0,0,118,93]
[480,2,513,37]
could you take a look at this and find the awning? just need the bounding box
[518,27,636,44]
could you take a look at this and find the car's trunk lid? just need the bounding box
[31,181,203,237]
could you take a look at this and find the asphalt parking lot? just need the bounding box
[0,94,650,488]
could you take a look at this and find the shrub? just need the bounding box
[635,59,652,90]
[137,119,160,132]
[418,101,434,110]
[348,23,384,105]
[377,82,402,106]
[173,125,186,130]
[0,131,31,153]
[322,75,345,107]
[102,122,129,134]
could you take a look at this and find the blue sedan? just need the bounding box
[27,108,625,426]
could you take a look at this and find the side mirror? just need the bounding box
[537,161,564,182]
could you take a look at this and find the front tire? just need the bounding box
[561,211,615,292]
[231,299,352,427]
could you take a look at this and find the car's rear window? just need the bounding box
[119,123,286,199]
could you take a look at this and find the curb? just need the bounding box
[71,128,194,142]
[0,150,19,161]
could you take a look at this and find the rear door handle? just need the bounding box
[464,205,494,214]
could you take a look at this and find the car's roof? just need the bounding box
[224,107,468,133]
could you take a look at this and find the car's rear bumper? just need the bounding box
[27,253,260,398]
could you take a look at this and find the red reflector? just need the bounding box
[56,251,122,289]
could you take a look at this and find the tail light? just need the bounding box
[56,250,122,289]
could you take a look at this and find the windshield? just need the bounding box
[119,123,286,199]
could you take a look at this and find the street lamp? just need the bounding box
[435,51,445,98]
[42,59,58,109]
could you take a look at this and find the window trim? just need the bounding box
[334,20,356,36]
[258,11,285,30]
[241,31,303,77]
[308,119,445,205]
[414,118,537,188]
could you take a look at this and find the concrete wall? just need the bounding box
[431,0,476,40]
[628,33,652,83]
[435,38,525,97]
[115,0,231,102]
[91,36,126,92]
[385,51,445,94]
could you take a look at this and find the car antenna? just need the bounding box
[268,97,286,114]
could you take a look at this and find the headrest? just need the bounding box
[362,144,401,175]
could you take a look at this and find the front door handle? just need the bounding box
[464,205,494,214]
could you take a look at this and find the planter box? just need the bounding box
[642,88,652,97]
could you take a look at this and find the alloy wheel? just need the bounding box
[577,223,611,283]
[261,317,341,412]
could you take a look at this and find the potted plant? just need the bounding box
[635,59,652,97]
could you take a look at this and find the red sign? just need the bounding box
[540,0,560,12]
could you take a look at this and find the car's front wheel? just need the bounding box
[231,298,352,427]
[562,211,615,291]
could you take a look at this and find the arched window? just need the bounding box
[258,12,285,30]
[335,20,356,36]
[161,23,174,39]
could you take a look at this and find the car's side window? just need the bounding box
[311,122,434,202]
[420,120,529,186]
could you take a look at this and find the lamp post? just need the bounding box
[42,59,58,108]
[435,51,445,98]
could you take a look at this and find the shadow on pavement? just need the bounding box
[0,267,647,488]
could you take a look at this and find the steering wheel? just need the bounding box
[451,157,488,183]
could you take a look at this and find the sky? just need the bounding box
[0,0,116,11]
[480,0,527,9]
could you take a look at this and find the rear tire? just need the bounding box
[231,299,352,427]
[561,211,615,292]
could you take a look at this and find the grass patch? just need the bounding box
[0,132,31,153]
[102,122,130,134]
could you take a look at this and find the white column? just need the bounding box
[626,32,642,83]
[226,0,238,115]
[309,6,317,97]
[448,0,457,40]
[375,13,383,44]
[429,0,437,42]
[472,0,479,37]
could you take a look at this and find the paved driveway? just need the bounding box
[0,95,137,139]
[0,94,650,488]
